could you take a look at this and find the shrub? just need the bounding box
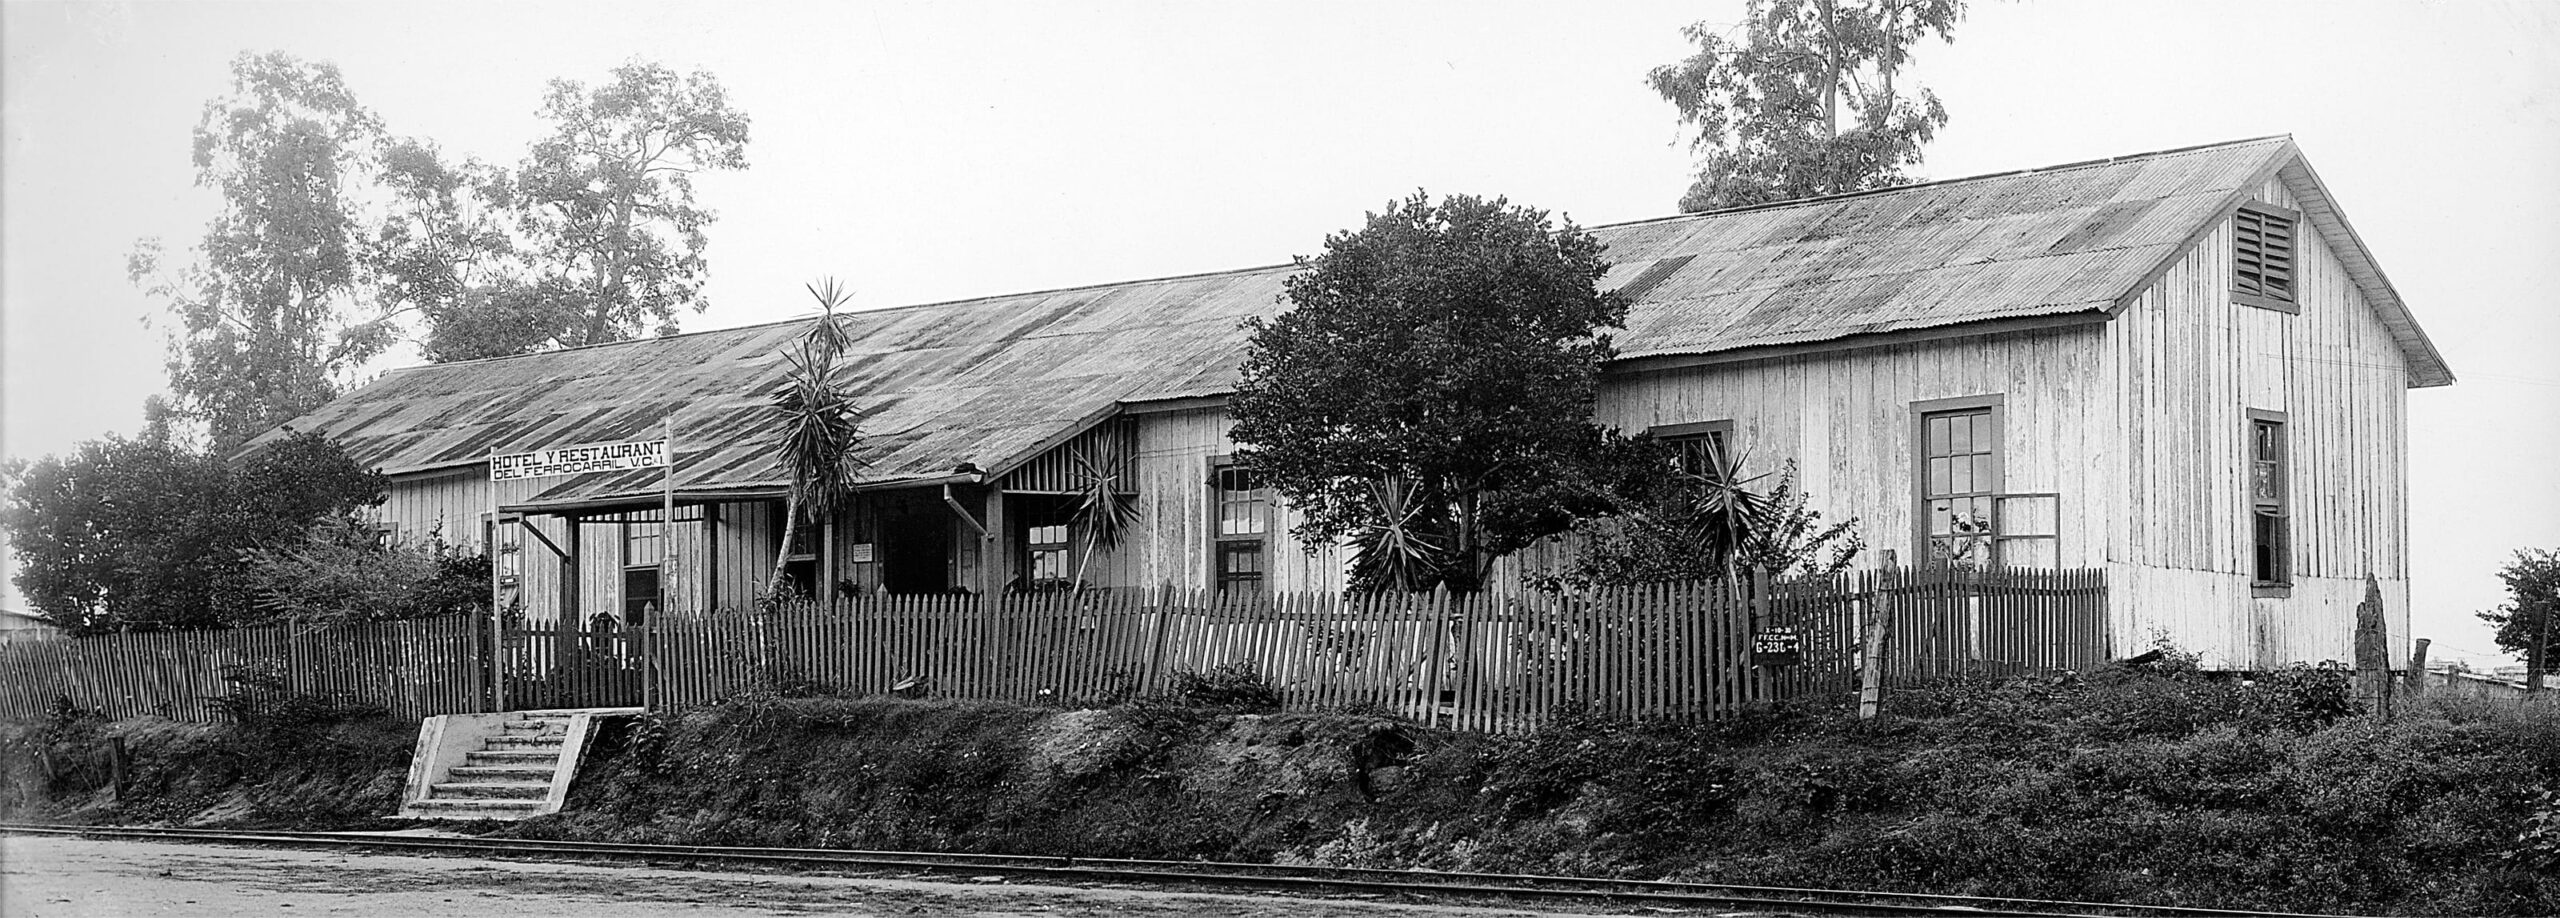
[1167,661,1282,712]
[207,659,385,748]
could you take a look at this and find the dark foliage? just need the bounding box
[2477,547,2559,669]
[1229,192,1625,592]
[1,430,386,632]
[1166,662,1283,713]
[1536,436,1862,590]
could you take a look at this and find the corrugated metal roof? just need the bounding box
[249,136,2439,507]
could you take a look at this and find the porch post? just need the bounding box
[558,515,579,711]
[983,489,1007,595]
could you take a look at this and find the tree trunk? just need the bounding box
[768,491,803,602]
[1818,0,1841,139]
[584,196,640,346]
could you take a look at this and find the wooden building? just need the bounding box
[246,136,2450,671]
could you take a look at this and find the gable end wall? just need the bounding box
[2105,175,2412,669]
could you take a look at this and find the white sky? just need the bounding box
[3,0,2555,667]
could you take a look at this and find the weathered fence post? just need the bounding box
[1141,582,1174,695]
[1858,557,1899,719]
[1747,566,1771,706]
[1423,585,1451,730]
[2406,637,2430,697]
[108,736,128,803]
[2354,575,2392,717]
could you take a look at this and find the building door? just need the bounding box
[878,496,954,593]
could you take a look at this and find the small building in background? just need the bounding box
[0,608,65,644]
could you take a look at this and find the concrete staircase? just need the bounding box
[399,709,632,821]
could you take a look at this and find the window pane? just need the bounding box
[1951,454,1973,494]
[1029,548,1068,582]
[1972,455,1995,494]
[1926,416,1948,455]
[1929,499,1953,535]
[1951,497,1988,536]
[1997,494,2058,538]
[1929,457,1950,496]
[1950,414,1972,454]
[2001,536,2058,569]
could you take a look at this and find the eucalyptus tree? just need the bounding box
[507,61,751,349]
[1649,0,1965,212]
[128,52,389,449]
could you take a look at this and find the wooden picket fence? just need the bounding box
[649,566,2111,730]
[0,616,482,723]
[0,567,2108,730]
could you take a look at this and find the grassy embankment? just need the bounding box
[7,658,2557,915]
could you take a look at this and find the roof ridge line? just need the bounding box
[1588,134,2298,231]
[358,134,2298,377]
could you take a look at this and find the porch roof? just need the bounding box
[246,136,2445,504]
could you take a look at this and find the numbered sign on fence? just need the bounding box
[1751,626,1804,667]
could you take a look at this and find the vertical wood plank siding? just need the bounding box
[1590,326,2115,576]
[2105,177,2412,669]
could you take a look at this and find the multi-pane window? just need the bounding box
[1653,420,1735,480]
[1024,521,1071,590]
[2234,204,2297,309]
[2250,411,2290,587]
[1920,404,2000,568]
[1213,464,1270,592]
[623,514,663,623]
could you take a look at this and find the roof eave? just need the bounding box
[2272,156,2456,388]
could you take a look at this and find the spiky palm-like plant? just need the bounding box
[1349,474,1447,593]
[1065,440,1138,594]
[767,278,863,600]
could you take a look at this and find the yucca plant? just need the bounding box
[1349,474,1447,593]
[1065,438,1138,593]
[766,278,864,601]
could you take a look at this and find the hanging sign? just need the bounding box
[489,438,668,481]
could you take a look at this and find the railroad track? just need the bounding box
[0,823,2361,918]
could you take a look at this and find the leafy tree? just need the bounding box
[2477,547,2560,676]
[371,138,575,363]
[767,279,865,599]
[0,431,387,632]
[1229,192,1626,593]
[1648,0,1964,212]
[129,52,391,449]
[378,61,750,359]
[498,60,751,351]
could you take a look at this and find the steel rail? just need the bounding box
[0,824,2362,918]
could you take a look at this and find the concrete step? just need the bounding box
[407,798,545,819]
[430,782,551,800]
[483,735,567,750]
[501,719,569,735]
[464,750,561,765]
[449,764,557,781]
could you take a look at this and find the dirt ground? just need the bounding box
[0,835,1687,918]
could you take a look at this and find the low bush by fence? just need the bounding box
[0,616,482,723]
[0,567,2109,729]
